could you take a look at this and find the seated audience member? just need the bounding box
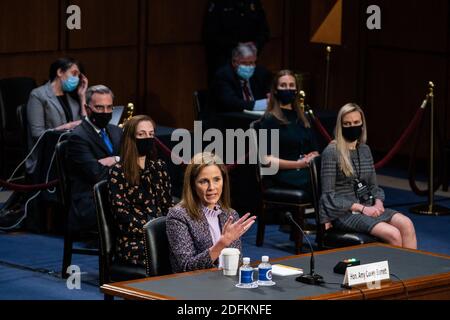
[67,85,122,231]
[203,0,270,82]
[26,57,88,173]
[212,43,272,113]
[320,103,417,249]
[260,69,319,192]
[108,115,174,267]
[166,152,256,273]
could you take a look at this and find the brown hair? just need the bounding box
[120,115,156,186]
[265,69,310,127]
[180,152,232,220]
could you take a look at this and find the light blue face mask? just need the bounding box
[237,65,255,80]
[61,76,79,92]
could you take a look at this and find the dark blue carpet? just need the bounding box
[382,186,448,207]
[0,265,101,300]
[0,187,449,299]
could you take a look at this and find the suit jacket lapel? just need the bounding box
[218,211,229,232]
[81,120,110,155]
[232,72,245,100]
[105,125,120,154]
[249,77,257,97]
[44,82,67,121]
[200,208,231,250]
[198,213,215,249]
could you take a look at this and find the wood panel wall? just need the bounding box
[291,0,450,158]
[0,0,287,131]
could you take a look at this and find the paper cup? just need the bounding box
[220,248,240,276]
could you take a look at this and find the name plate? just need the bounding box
[343,261,390,286]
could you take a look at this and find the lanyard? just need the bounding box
[351,146,361,179]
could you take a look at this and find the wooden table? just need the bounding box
[101,243,450,300]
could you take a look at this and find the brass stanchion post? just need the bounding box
[410,82,450,215]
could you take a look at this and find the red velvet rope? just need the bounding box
[1,108,426,193]
[0,179,58,192]
[313,116,333,143]
[154,137,186,165]
[374,106,425,169]
[312,106,426,170]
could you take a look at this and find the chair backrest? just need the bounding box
[249,119,262,181]
[0,77,36,131]
[309,156,325,246]
[55,140,70,208]
[93,180,115,285]
[193,90,210,120]
[143,216,172,276]
[250,119,271,190]
[16,104,28,150]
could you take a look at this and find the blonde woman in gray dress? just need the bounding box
[320,103,417,249]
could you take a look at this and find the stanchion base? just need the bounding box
[410,204,450,216]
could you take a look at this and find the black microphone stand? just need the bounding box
[286,212,324,285]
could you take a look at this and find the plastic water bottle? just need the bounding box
[236,257,258,288]
[257,256,276,286]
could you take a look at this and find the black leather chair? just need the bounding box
[143,216,172,277]
[16,104,28,153]
[93,180,147,286]
[193,89,217,129]
[55,141,99,279]
[250,120,313,254]
[193,89,209,120]
[309,156,378,249]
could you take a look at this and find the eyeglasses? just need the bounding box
[89,105,114,112]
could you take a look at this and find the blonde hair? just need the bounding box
[334,103,367,177]
[265,69,310,127]
[180,152,232,220]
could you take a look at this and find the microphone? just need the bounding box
[285,212,324,285]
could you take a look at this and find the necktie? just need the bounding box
[100,129,113,154]
[242,80,254,102]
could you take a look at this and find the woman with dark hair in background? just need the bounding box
[166,152,256,273]
[27,57,88,139]
[259,69,319,192]
[108,115,174,267]
[25,57,88,173]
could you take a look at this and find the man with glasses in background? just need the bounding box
[67,85,122,232]
[212,43,272,113]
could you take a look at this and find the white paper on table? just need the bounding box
[243,109,265,116]
[271,264,304,276]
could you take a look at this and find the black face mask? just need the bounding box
[89,111,112,129]
[275,89,297,105]
[342,125,363,142]
[136,138,154,156]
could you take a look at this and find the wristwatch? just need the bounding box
[114,156,120,163]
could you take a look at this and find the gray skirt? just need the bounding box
[333,208,397,234]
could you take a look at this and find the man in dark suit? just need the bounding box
[67,85,122,231]
[211,43,272,113]
[203,0,270,82]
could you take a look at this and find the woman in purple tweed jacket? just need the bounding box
[166,152,256,273]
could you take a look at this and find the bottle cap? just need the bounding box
[261,256,269,262]
[243,257,250,264]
